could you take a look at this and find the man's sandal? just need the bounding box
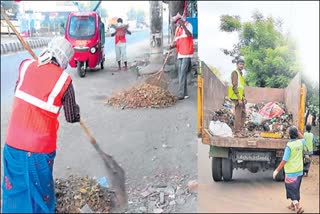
[296,206,304,214]
[287,204,295,211]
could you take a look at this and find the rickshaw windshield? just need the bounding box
[68,16,96,39]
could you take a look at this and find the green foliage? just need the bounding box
[209,65,222,81]
[99,8,108,18]
[220,11,299,89]
[302,73,320,116]
[220,15,241,32]
[1,0,19,17]
[220,10,319,114]
[127,8,146,24]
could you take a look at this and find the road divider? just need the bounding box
[1,38,52,55]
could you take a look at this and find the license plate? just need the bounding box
[235,152,271,161]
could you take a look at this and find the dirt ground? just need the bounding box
[197,142,320,213]
[0,40,198,213]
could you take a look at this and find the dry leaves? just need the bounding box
[106,83,177,109]
[55,175,114,213]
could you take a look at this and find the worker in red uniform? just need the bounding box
[111,18,132,71]
[2,37,80,213]
[170,12,194,100]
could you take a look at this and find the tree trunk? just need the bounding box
[149,1,163,64]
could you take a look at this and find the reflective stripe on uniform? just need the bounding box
[15,60,69,114]
[15,90,60,113]
[47,71,69,105]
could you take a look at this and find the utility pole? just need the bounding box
[167,1,184,78]
[149,1,163,64]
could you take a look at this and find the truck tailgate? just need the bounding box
[202,129,288,149]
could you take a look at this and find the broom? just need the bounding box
[145,49,173,89]
[1,6,127,211]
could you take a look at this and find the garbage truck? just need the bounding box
[197,61,307,182]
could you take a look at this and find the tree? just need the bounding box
[77,1,101,12]
[127,7,137,21]
[136,9,146,24]
[220,11,319,114]
[99,8,108,18]
[209,65,222,81]
[220,11,299,88]
[302,73,319,116]
[220,15,241,32]
[126,8,145,24]
[1,0,20,18]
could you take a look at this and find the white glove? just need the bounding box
[273,170,279,180]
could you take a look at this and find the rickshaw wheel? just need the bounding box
[77,62,86,78]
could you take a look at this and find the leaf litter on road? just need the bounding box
[106,83,177,109]
[55,175,115,213]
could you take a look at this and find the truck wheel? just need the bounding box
[275,168,285,181]
[222,158,233,181]
[77,62,86,78]
[211,157,222,182]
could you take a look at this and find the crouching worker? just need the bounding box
[273,126,306,213]
[1,37,81,213]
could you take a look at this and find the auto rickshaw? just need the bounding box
[65,11,105,77]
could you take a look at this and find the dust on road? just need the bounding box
[197,142,319,213]
[0,40,198,213]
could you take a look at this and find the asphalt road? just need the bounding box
[0,30,149,105]
[197,142,320,213]
[1,38,197,212]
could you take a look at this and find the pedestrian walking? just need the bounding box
[303,124,315,177]
[273,126,307,213]
[111,18,131,71]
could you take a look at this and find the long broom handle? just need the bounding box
[1,7,38,59]
[1,7,97,146]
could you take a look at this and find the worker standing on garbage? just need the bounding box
[170,12,194,100]
[228,58,247,137]
[111,18,131,71]
[273,126,307,213]
[303,124,315,177]
[1,37,81,213]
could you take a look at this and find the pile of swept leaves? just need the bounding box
[55,175,114,213]
[106,83,177,109]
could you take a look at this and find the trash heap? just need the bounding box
[106,83,177,109]
[55,175,114,213]
[211,98,294,138]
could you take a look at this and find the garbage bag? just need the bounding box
[259,102,284,119]
[251,112,266,125]
[209,120,233,137]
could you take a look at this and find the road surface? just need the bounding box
[0,30,150,105]
[197,142,319,213]
[1,34,197,212]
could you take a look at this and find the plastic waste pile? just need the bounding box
[211,98,293,138]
